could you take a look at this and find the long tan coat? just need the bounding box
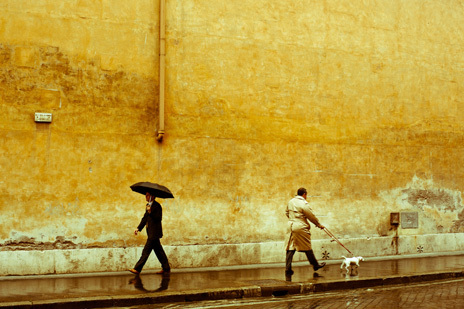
[285,196,322,251]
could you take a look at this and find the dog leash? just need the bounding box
[323,227,354,256]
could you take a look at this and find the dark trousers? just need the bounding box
[134,238,170,273]
[286,250,296,274]
[286,249,320,273]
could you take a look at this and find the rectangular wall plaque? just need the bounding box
[35,113,52,123]
[401,212,418,229]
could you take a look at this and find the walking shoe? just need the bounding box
[155,269,171,275]
[128,268,140,274]
[313,262,326,271]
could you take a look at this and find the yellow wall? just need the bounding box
[1,0,464,263]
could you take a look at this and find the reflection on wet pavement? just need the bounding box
[0,255,462,303]
[128,274,170,292]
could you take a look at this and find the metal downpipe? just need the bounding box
[156,0,166,142]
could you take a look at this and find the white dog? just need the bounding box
[340,256,364,271]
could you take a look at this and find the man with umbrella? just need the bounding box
[129,182,173,275]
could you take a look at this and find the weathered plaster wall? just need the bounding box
[1,0,464,275]
[0,0,161,251]
[164,0,464,243]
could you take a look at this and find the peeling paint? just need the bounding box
[451,210,464,233]
[380,176,464,234]
[1,236,79,251]
[0,235,131,251]
[403,188,459,212]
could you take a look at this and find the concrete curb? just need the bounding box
[1,271,463,309]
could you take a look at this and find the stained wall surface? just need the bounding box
[1,0,464,274]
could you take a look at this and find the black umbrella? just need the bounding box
[130,182,174,199]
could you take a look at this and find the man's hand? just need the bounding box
[134,229,139,235]
[318,224,325,230]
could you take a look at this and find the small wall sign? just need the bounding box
[35,113,52,123]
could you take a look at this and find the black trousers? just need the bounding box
[286,249,320,273]
[134,238,170,273]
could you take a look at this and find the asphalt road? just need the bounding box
[113,277,464,308]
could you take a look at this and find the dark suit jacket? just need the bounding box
[137,201,163,239]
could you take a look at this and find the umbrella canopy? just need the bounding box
[130,182,174,199]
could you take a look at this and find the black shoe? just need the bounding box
[155,269,171,275]
[313,262,326,271]
[313,272,322,278]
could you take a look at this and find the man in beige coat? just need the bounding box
[285,187,326,275]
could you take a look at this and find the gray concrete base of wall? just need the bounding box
[1,233,463,276]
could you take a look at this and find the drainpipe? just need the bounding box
[156,0,166,142]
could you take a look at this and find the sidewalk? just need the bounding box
[0,253,463,308]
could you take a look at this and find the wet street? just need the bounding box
[113,278,464,308]
[1,255,463,308]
